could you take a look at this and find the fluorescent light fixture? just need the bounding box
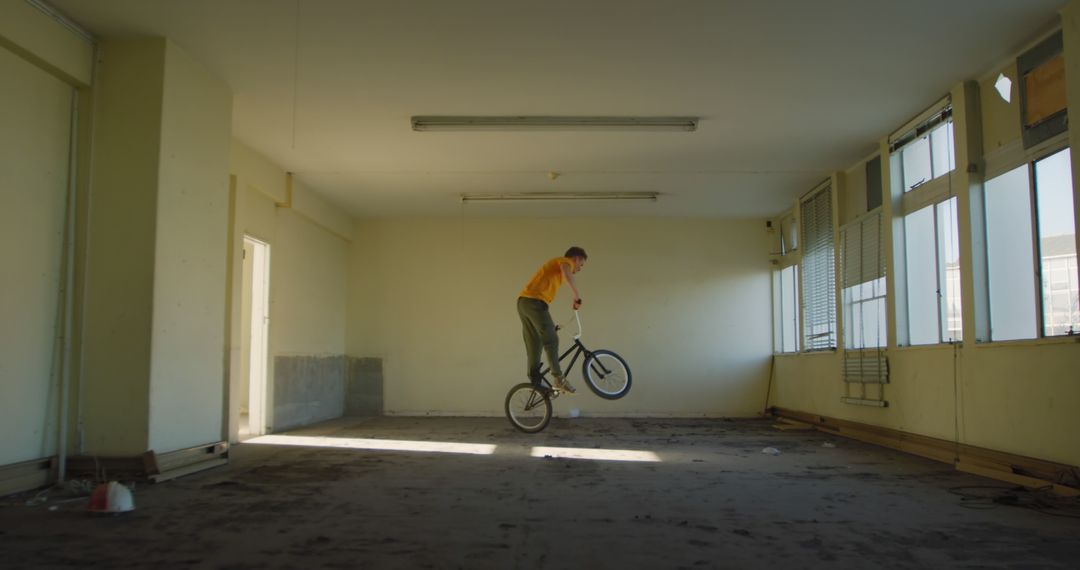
[412,116,698,132]
[461,192,658,203]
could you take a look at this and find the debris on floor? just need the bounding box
[761,447,781,455]
[772,418,815,431]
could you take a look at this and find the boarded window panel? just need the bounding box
[1024,53,1066,128]
[1019,30,1066,149]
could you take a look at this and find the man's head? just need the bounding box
[564,246,587,273]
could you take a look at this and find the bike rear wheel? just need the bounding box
[505,383,552,433]
[582,349,632,399]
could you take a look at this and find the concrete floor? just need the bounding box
[2,417,1080,569]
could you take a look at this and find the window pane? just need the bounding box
[772,269,783,351]
[902,136,932,192]
[781,265,799,352]
[985,165,1037,340]
[842,278,887,349]
[905,205,939,344]
[930,122,955,179]
[937,197,963,342]
[1034,148,1079,335]
[842,285,857,349]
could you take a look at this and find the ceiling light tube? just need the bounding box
[460,192,658,202]
[413,116,698,132]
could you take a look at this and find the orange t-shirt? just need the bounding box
[519,257,573,304]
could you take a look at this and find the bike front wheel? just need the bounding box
[505,383,552,433]
[582,350,632,399]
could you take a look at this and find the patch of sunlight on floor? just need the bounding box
[530,446,662,462]
[247,434,497,455]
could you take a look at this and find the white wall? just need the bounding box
[348,218,773,416]
[146,41,232,453]
[0,45,74,466]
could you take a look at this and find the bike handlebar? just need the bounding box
[554,309,583,340]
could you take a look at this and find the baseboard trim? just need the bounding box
[0,457,54,497]
[770,406,1080,496]
[67,441,229,483]
[147,441,229,482]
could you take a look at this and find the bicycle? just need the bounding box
[504,310,632,433]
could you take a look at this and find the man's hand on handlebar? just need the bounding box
[572,298,582,310]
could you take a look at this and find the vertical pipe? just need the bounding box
[57,89,80,485]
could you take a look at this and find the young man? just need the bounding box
[517,246,587,394]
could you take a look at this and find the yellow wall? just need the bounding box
[146,40,232,453]
[0,44,75,466]
[0,0,93,86]
[79,38,166,455]
[348,218,773,416]
[80,38,232,456]
[771,10,1080,468]
[227,141,350,438]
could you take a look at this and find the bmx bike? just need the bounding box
[504,310,631,433]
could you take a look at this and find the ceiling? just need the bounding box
[48,0,1066,219]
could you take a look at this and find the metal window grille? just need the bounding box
[800,184,836,350]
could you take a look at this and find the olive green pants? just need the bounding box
[517,296,563,381]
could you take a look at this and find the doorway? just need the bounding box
[240,236,271,440]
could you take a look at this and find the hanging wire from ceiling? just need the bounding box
[291,0,300,150]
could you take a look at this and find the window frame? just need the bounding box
[888,98,963,346]
[982,142,1079,341]
[771,209,801,354]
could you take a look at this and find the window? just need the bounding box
[890,100,962,346]
[840,210,886,349]
[985,147,1079,339]
[903,197,962,344]
[771,210,799,353]
[772,265,800,353]
[800,183,836,351]
[893,112,955,192]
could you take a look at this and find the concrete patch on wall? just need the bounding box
[346,357,383,416]
[273,355,345,431]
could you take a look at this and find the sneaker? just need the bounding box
[553,375,577,394]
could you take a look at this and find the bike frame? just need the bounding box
[534,311,595,388]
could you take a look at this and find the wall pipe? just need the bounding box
[56,88,80,485]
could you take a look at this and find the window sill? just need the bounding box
[771,350,839,357]
[890,343,958,353]
[972,335,1080,350]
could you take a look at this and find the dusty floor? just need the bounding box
[2,417,1080,569]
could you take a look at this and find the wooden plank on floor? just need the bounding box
[770,406,1080,490]
[956,461,1080,497]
